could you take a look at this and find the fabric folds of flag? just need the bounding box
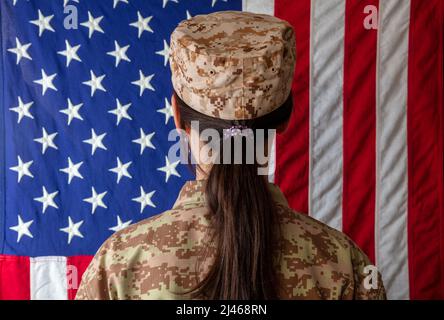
[0,0,443,300]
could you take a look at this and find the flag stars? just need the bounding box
[34,127,58,154]
[60,98,83,125]
[57,40,82,67]
[156,39,170,66]
[132,128,155,154]
[34,186,59,213]
[109,157,132,183]
[60,217,84,244]
[30,10,55,37]
[81,11,105,38]
[60,157,84,184]
[157,97,173,124]
[9,96,34,123]
[10,156,33,183]
[109,216,132,232]
[162,0,178,8]
[157,156,181,182]
[212,0,228,7]
[132,70,155,96]
[83,70,106,97]
[83,187,107,214]
[33,69,57,95]
[8,37,32,64]
[132,186,156,213]
[63,0,79,7]
[130,11,153,38]
[83,129,107,155]
[108,98,132,125]
[10,215,33,243]
[113,0,128,9]
[107,41,131,67]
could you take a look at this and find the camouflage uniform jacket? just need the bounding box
[76,180,386,300]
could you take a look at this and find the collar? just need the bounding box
[172,179,289,209]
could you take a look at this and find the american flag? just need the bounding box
[0,0,442,300]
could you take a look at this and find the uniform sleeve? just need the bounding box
[348,243,387,300]
[75,239,117,300]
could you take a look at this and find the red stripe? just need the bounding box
[275,0,310,214]
[342,0,378,263]
[407,0,444,299]
[67,255,93,300]
[0,255,30,300]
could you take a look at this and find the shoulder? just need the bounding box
[76,206,209,300]
[277,205,386,299]
[102,204,210,257]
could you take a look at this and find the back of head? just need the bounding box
[169,10,296,299]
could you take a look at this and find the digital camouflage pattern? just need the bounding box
[169,11,296,120]
[76,180,386,300]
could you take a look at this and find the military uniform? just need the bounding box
[76,11,386,300]
[76,180,386,299]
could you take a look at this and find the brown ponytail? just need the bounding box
[174,91,293,299]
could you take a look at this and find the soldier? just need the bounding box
[76,10,386,300]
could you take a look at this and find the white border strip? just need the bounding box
[30,256,67,300]
[375,0,411,300]
[242,0,274,15]
[309,0,345,231]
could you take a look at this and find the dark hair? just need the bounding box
[174,91,293,299]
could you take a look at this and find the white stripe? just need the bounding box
[375,0,411,300]
[242,0,274,15]
[30,256,67,300]
[309,0,345,231]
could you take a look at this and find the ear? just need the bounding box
[172,93,181,130]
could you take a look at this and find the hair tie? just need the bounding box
[223,125,252,140]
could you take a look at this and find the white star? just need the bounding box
[162,0,178,8]
[9,96,34,123]
[107,41,131,67]
[7,37,32,64]
[132,186,156,213]
[155,39,170,67]
[83,129,107,155]
[113,0,128,8]
[60,217,84,244]
[109,215,132,232]
[83,70,106,97]
[157,97,173,124]
[132,128,155,154]
[10,156,33,183]
[60,98,83,125]
[10,215,33,243]
[157,156,181,182]
[212,0,228,7]
[83,187,107,214]
[186,10,192,20]
[30,10,55,37]
[57,40,81,67]
[80,11,104,38]
[60,157,83,184]
[33,69,57,95]
[109,157,132,183]
[63,0,79,7]
[34,186,59,213]
[129,11,153,38]
[34,127,58,154]
[108,98,132,125]
[132,70,155,96]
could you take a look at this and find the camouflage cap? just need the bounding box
[169,10,296,120]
